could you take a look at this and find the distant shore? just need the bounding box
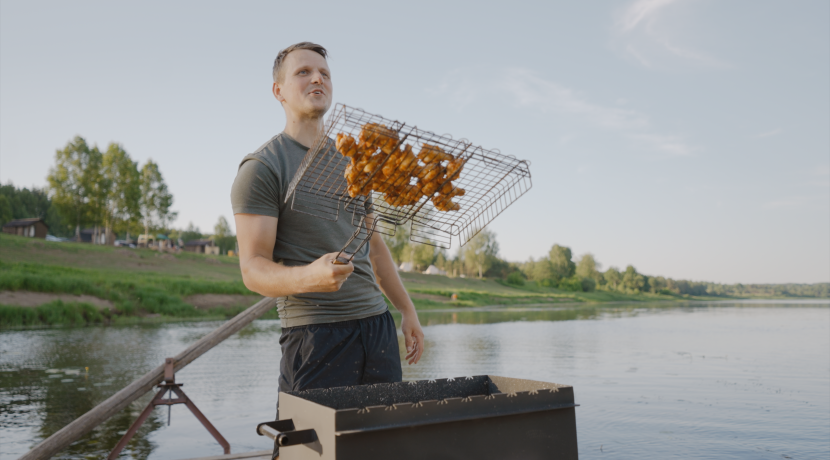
[1,234,826,328]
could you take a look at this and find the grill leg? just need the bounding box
[172,386,231,455]
[108,388,168,459]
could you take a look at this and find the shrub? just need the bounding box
[558,276,584,292]
[506,272,525,286]
[580,277,597,292]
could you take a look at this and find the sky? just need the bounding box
[1,0,828,284]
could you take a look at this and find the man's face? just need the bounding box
[274,49,332,118]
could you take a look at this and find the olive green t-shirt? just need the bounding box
[230,133,387,327]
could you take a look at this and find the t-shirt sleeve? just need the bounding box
[231,158,281,219]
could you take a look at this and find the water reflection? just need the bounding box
[1,302,828,460]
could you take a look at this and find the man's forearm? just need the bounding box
[369,233,417,316]
[240,252,354,298]
[241,256,308,298]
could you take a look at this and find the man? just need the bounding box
[230,42,424,457]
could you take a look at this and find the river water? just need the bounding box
[1,301,828,459]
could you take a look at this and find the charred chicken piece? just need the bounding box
[432,194,461,211]
[336,133,359,159]
[418,144,454,164]
[446,157,466,180]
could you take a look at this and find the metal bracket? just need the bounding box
[256,419,318,447]
[108,358,230,459]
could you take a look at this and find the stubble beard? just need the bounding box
[307,104,328,120]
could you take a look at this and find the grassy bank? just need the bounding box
[396,269,692,308]
[0,233,724,328]
[0,234,271,327]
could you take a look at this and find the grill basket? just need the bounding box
[286,104,532,257]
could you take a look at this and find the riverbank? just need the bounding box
[0,233,813,328]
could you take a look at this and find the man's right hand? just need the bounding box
[236,214,355,298]
[302,252,354,293]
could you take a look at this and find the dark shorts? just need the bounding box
[272,310,402,458]
[278,310,402,392]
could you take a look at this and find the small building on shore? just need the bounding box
[2,218,48,239]
[184,239,219,254]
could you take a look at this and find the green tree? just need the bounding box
[401,240,436,271]
[0,195,11,226]
[622,265,646,292]
[381,224,411,266]
[180,222,203,243]
[580,276,597,292]
[47,136,102,240]
[102,144,141,242]
[214,216,232,238]
[506,271,525,286]
[548,244,575,281]
[558,276,584,292]
[650,276,667,293]
[0,183,73,237]
[604,267,622,290]
[485,257,512,278]
[447,255,463,278]
[524,257,554,284]
[139,160,176,239]
[435,250,448,271]
[576,253,602,282]
[213,216,237,254]
[84,146,106,243]
[0,183,51,219]
[463,229,500,278]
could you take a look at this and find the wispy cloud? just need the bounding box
[618,0,677,32]
[428,68,692,156]
[614,0,729,70]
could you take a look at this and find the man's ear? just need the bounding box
[272,82,284,104]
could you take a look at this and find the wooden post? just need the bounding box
[20,297,277,460]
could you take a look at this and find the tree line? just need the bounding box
[45,136,176,242]
[1,136,175,243]
[383,225,501,279]
[383,229,829,298]
[0,184,72,236]
[0,134,239,253]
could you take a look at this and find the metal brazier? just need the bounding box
[257,375,578,460]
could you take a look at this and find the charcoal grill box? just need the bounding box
[266,375,578,460]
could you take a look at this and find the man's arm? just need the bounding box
[367,215,425,365]
[234,213,354,298]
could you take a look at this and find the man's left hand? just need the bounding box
[401,313,424,365]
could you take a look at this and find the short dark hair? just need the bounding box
[273,42,328,83]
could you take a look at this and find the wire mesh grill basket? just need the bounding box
[286,104,531,258]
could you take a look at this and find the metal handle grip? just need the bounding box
[332,256,351,265]
[256,420,317,447]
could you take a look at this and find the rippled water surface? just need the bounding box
[2,301,828,459]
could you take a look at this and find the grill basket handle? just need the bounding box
[256,419,318,447]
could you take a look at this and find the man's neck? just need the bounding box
[283,112,324,148]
